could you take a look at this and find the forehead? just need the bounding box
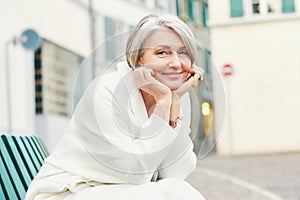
[143,28,185,49]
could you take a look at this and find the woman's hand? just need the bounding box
[172,65,204,99]
[133,67,172,104]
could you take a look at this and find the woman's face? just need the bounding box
[138,28,192,90]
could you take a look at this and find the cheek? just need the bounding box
[183,64,192,76]
[139,56,165,69]
[151,66,165,74]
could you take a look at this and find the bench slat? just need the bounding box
[0,139,25,199]
[0,157,19,200]
[25,137,44,166]
[0,176,9,200]
[13,136,38,178]
[21,137,42,170]
[28,136,47,161]
[3,135,32,188]
[32,136,48,159]
[1,134,49,199]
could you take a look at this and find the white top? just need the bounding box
[25,62,203,200]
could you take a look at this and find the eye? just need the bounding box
[157,50,167,56]
[178,50,189,56]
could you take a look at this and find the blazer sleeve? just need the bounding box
[158,143,197,180]
[157,92,197,180]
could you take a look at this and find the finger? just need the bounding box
[143,68,155,80]
[173,81,192,97]
[189,69,204,77]
[132,67,148,88]
[190,66,204,81]
[190,65,204,75]
[187,74,197,86]
[186,73,200,88]
[135,67,151,80]
[192,65,205,73]
[192,72,201,81]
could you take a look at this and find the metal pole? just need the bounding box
[226,77,234,154]
[89,0,96,78]
[5,40,13,134]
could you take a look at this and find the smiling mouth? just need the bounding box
[161,72,183,79]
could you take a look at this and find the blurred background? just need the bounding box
[1,0,300,199]
[1,0,299,155]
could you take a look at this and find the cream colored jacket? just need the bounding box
[29,62,196,192]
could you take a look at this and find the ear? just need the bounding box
[137,58,142,66]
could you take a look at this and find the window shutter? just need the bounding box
[202,2,208,27]
[188,0,194,21]
[230,0,244,17]
[282,0,295,13]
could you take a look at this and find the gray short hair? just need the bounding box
[126,14,197,69]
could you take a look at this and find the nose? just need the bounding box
[168,53,181,69]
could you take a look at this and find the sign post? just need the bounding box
[222,63,233,154]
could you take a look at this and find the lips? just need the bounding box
[161,72,183,79]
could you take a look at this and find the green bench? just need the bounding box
[0,134,49,200]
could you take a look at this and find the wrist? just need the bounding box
[154,97,171,121]
[169,116,183,128]
[172,91,182,101]
[171,94,181,107]
[156,94,172,106]
[170,93,181,121]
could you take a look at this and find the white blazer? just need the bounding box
[26,62,197,198]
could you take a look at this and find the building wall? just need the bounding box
[0,0,172,152]
[208,0,300,155]
[0,0,90,151]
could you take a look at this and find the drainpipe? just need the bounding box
[89,0,96,78]
[4,39,16,134]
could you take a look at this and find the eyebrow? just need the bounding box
[154,45,171,49]
[154,45,187,50]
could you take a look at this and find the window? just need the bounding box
[230,0,244,17]
[251,0,282,14]
[104,16,117,61]
[104,16,128,65]
[267,0,281,13]
[154,0,168,10]
[154,0,159,8]
[230,0,295,18]
[176,0,187,19]
[252,0,260,14]
[34,41,83,117]
[282,0,295,13]
[176,0,207,23]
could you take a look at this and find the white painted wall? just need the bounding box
[208,0,231,24]
[0,0,171,152]
[0,0,90,151]
[208,0,300,154]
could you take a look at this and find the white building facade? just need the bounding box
[208,0,300,155]
[0,0,173,152]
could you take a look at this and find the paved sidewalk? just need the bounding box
[187,153,300,200]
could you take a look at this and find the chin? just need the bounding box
[165,83,181,91]
[159,78,185,91]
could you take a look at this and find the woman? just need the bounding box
[25,14,205,200]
